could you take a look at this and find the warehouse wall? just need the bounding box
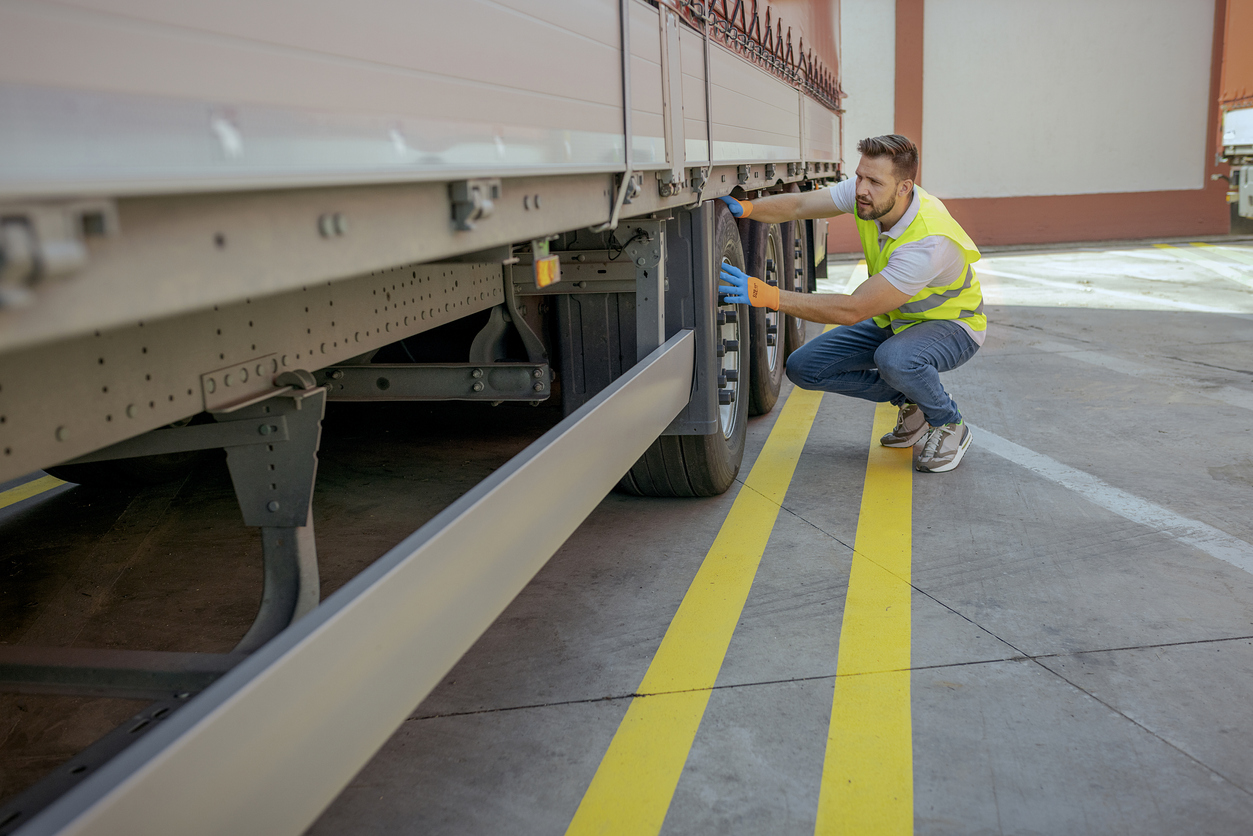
[838,0,895,165]
[832,0,1230,251]
[923,0,1213,198]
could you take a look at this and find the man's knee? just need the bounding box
[784,355,799,385]
[784,349,811,387]
[873,341,919,381]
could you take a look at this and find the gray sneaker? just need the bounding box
[881,403,928,448]
[914,422,972,472]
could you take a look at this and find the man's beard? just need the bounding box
[856,194,895,221]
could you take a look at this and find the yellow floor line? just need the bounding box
[1153,243,1253,290]
[565,384,825,836]
[0,474,66,511]
[815,402,914,836]
[1191,241,1253,268]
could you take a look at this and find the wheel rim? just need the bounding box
[793,226,806,292]
[719,255,741,439]
[764,233,780,371]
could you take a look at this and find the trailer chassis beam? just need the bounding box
[321,362,551,402]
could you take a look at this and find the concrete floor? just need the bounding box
[1,239,1252,834]
[310,240,1253,835]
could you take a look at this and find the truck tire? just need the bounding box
[741,219,785,416]
[782,217,810,359]
[618,202,749,497]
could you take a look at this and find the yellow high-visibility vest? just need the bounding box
[855,186,986,335]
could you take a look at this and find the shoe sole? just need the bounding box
[880,426,928,448]
[915,427,973,473]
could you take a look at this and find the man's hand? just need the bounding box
[719,195,753,219]
[719,264,779,310]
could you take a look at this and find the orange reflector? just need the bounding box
[535,255,561,288]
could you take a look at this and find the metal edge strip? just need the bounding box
[20,330,696,836]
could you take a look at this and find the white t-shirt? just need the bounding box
[828,179,984,346]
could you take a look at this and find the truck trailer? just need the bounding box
[0,1,844,832]
[1221,0,1253,218]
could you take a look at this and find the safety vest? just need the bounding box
[856,186,986,335]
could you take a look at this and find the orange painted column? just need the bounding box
[894,0,925,179]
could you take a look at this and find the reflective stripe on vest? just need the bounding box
[855,186,986,335]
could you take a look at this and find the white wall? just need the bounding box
[839,0,896,166]
[921,0,1215,198]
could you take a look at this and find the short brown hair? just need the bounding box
[856,135,919,182]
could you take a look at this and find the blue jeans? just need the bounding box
[784,319,979,426]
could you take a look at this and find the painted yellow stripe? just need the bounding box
[0,474,66,510]
[1192,241,1253,268]
[566,384,825,836]
[1153,243,1253,290]
[815,402,914,835]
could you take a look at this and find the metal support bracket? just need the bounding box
[502,265,550,363]
[468,305,512,365]
[621,221,667,361]
[220,386,322,530]
[63,410,292,465]
[0,200,118,307]
[448,178,501,231]
[222,383,325,651]
[686,166,711,207]
[513,250,636,296]
[657,170,686,198]
[321,362,551,402]
[67,379,327,651]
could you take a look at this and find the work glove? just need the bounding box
[719,264,779,310]
[719,195,753,219]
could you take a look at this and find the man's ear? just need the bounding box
[898,178,914,198]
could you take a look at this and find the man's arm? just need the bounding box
[776,276,911,326]
[719,265,912,326]
[722,190,844,224]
